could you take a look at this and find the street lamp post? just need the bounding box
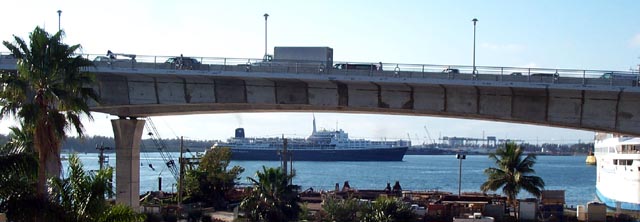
[456,153,466,197]
[263,13,269,60]
[57,10,62,32]
[472,18,478,76]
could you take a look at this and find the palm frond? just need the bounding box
[97,204,146,222]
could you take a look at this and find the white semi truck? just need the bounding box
[272,46,333,66]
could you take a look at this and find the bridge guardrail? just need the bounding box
[1,52,639,88]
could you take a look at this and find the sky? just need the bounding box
[2,0,640,145]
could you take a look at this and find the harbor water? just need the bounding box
[65,153,597,207]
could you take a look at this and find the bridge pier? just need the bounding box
[111,117,146,211]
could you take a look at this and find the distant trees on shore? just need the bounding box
[53,136,217,153]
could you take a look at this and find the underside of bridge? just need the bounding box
[93,72,640,135]
[93,71,640,209]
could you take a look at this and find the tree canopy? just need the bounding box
[1,26,98,198]
[183,147,244,209]
[480,142,545,207]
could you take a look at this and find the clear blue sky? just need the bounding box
[2,0,639,144]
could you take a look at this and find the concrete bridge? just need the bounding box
[2,53,640,209]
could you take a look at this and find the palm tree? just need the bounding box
[361,196,417,222]
[0,125,37,202]
[3,124,34,154]
[50,154,145,222]
[480,142,545,209]
[240,166,300,222]
[1,26,98,198]
[0,124,56,222]
[321,195,361,222]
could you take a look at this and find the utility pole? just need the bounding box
[96,143,112,198]
[178,136,185,205]
[456,153,466,197]
[289,153,294,185]
[96,143,112,170]
[278,135,294,185]
[282,136,288,176]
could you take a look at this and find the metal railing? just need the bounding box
[1,52,639,88]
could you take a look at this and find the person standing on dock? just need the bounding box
[342,181,351,192]
[392,181,402,195]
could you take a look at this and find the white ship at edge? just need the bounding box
[594,132,640,211]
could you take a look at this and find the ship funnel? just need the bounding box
[313,115,317,134]
[235,128,245,138]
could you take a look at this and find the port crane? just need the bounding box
[424,125,435,145]
[143,117,179,182]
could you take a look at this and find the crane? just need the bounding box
[144,117,179,182]
[424,125,435,145]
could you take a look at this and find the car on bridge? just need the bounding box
[600,72,637,80]
[531,73,559,78]
[165,56,201,70]
[334,63,378,71]
[600,72,639,86]
[442,68,460,74]
[93,56,135,64]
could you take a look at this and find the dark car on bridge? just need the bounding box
[334,63,378,71]
[531,73,559,78]
[442,68,460,74]
[165,57,201,70]
[94,56,135,64]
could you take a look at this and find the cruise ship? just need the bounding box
[594,132,640,211]
[213,118,409,161]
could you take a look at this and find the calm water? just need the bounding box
[64,153,597,207]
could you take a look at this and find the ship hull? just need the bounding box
[596,188,640,211]
[594,153,640,211]
[230,146,408,161]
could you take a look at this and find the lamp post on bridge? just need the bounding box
[456,153,466,197]
[264,13,269,61]
[472,18,478,76]
[57,10,62,32]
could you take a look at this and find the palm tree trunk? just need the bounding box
[35,123,62,186]
[34,126,46,198]
[44,140,62,179]
[36,146,46,197]
[35,128,47,222]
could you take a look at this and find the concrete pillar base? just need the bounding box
[112,118,145,210]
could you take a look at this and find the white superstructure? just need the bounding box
[593,132,640,211]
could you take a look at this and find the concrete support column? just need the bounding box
[112,118,146,210]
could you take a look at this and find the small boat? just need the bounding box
[585,151,596,165]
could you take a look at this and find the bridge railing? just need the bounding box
[1,52,639,88]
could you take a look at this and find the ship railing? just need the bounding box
[594,147,640,155]
[615,150,640,154]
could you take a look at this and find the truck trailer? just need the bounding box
[273,46,333,67]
